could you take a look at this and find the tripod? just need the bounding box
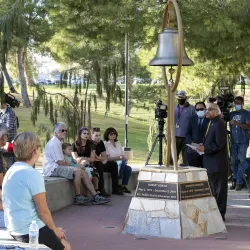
[145,118,167,166]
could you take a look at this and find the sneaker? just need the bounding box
[74,195,92,205]
[112,189,124,195]
[235,184,243,191]
[122,186,131,194]
[92,195,110,205]
[100,189,111,197]
[230,180,236,190]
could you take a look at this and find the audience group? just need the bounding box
[0,103,132,249]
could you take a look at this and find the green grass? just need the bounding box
[7,84,161,165]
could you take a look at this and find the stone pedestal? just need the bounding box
[123,166,227,239]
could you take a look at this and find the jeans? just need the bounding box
[231,143,249,184]
[116,160,132,185]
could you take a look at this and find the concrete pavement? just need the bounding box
[52,187,250,250]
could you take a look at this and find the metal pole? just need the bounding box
[125,33,129,148]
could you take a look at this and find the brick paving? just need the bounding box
[52,188,250,250]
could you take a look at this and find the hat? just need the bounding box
[176,90,187,99]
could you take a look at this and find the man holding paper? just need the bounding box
[196,103,229,221]
[186,101,209,167]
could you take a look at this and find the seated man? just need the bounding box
[91,127,124,196]
[0,123,8,210]
[43,122,110,205]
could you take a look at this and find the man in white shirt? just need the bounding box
[43,122,110,205]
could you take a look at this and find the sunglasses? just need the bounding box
[109,132,116,136]
[59,129,67,133]
[196,108,205,111]
[92,127,100,132]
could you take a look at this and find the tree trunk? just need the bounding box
[1,65,18,93]
[17,47,31,108]
[24,54,35,87]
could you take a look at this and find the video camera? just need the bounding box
[209,87,234,121]
[3,92,21,108]
[155,99,168,119]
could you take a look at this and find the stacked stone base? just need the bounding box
[123,166,227,239]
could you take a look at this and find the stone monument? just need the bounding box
[123,0,227,239]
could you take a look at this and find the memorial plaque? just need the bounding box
[135,181,178,200]
[179,181,211,201]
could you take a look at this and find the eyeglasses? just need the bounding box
[196,108,205,111]
[109,132,116,136]
[59,129,67,133]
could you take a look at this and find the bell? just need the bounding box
[149,28,193,66]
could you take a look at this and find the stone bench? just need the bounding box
[0,228,51,249]
[39,165,142,212]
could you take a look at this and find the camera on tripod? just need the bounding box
[155,99,168,119]
[208,87,234,122]
[3,92,20,108]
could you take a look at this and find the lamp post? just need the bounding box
[124,33,133,160]
[149,0,193,170]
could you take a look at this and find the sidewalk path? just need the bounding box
[52,188,250,250]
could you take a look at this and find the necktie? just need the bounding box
[205,121,212,138]
[198,118,202,130]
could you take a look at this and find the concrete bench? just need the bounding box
[38,165,142,212]
[0,229,51,249]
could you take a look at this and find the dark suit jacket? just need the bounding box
[186,115,210,145]
[203,116,229,174]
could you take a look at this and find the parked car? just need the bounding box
[45,79,52,85]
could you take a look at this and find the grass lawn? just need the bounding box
[6,84,162,165]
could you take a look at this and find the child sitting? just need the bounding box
[62,143,99,191]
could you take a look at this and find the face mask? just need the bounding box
[235,105,242,111]
[178,99,186,105]
[196,110,205,118]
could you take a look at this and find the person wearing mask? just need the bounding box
[229,96,250,191]
[196,103,228,221]
[186,102,209,168]
[91,127,124,196]
[174,90,196,165]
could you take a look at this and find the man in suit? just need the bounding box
[186,102,210,168]
[196,103,228,221]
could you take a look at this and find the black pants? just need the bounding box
[208,172,228,217]
[11,226,64,250]
[173,137,188,165]
[187,151,203,168]
[94,161,119,192]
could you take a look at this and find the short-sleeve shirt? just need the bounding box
[43,136,65,176]
[104,140,125,158]
[72,141,93,157]
[95,140,106,156]
[2,162,45,235]
[229,109,250,144]
[0,106,17,142]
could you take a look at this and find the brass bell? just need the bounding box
[149,28,193,66]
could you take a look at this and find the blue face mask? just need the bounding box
[196,110,205,118]
[235,105,242,111]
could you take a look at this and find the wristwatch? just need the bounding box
[119,155,123,159]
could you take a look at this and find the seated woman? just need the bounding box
[72,126,101,194]
[2,132,71,250]
[103,127,132,194]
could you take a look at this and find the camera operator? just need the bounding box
[229,96,250,191]
[174,90,195,165]
[186,102,209,168]
[0,93,18,142]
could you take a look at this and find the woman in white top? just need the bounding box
[103,127,132,194]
